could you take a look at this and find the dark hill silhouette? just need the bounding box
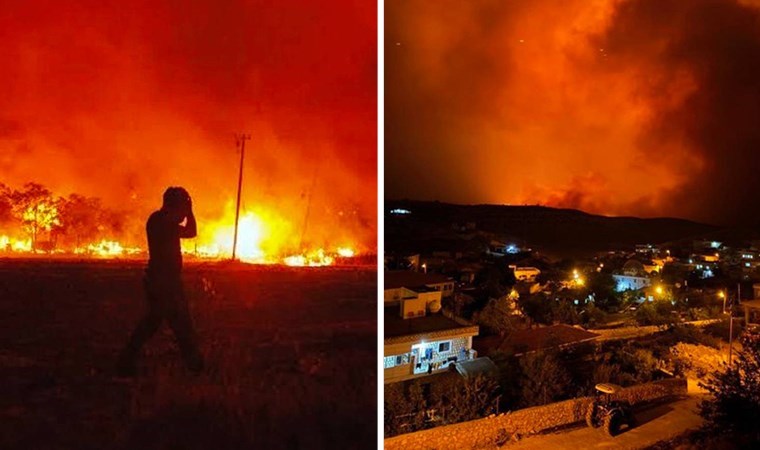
[386,200,726,256]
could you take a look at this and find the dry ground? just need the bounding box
[0,259,377,450]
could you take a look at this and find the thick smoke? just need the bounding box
[386,0,760,225]
[0,0,376,248]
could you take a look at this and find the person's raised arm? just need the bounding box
[179,197,197,238]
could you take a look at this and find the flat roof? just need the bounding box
[385,270,453,290]
[742,299,760,310]
[385,305,476,340]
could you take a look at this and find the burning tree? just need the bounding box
[57,194,107,249]
[0,183,13,224]
[9,183,61,250]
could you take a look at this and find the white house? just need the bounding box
[512,266,541,282]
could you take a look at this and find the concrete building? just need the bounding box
[613,259,653,292]
[511,266,541,282]
[613,274,652,292]
[384,302,479,384]
[385,270,455,301]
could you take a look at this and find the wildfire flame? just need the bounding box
[2,197,358,266]
[182,204,355,266]
[74,240,142,257]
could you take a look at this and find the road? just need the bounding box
[506,395,704,450]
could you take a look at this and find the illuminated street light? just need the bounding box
[655,286,663,295]
[719,290,727,314]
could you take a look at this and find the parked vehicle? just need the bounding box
[585,383,636,436]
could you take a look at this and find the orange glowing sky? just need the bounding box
[386,0,760,226]
[0,0,376,249]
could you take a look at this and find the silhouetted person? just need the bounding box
[117,187,203,376]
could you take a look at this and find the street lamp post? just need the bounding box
[719,290,726,314]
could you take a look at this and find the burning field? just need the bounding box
[0,0,377,266]
[0,259,377,449]
[0,181,372,267]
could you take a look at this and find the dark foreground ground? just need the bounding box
[0,259,377,450]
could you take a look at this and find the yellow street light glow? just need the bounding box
[718,291,725,299]
[655,286,663,295]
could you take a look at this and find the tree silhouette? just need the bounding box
[0,183,12,224]
[57,194,106,249]
[699,330,760,444]
[9,183,59,249]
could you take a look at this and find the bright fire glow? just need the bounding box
[337,247,355,257]
[284,249,335,267]
[2,200,359,266]
[181,203,357,265]
[184,211,267,262]
[74,239,141,257]
[1,235,32,252]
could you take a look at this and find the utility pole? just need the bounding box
[729,283,739,367]
[232,133,251,261]
[298,168,318,251]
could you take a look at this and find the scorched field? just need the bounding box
[0,259,377,449]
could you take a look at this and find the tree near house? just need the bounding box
[518,350,572,407]
[518,293,554,325]
[699,330,760,444]
[437,374,500,424]
[586,272,619,310]
[476,297,518,337]
[384,381,429,436]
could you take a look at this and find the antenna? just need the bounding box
[232,133,251,261]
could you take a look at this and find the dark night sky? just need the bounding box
[386,0,760,226]
[0,0,376,247]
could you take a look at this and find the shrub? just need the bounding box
[437,374,501,425]
[580,302,607,327]
[592,362,624,387]
[518,351,572,407]
[476,298,517,337]
[384,381,428,437]
[635,301,673,327]
[518,294,553,325]
[699,330,760,443]
[684,306,721,321]
[702,318,744,343]
[670,324,721,349]
[551,300,581,325]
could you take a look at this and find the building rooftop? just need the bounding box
[741,299,760,310]
[384,305,477,340]
[385,270,453,290]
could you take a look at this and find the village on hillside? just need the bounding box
[383,205,760,446]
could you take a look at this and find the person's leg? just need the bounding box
[166,288,204,372]
[117,306,162,376]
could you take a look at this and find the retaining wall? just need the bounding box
[384,378,687,450]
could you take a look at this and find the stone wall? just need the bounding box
[384,378,687,450]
